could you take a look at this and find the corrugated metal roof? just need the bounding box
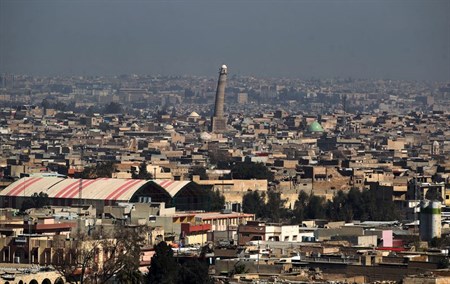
[1,177,150,201]
[2,177,62,197]
[151,180,192,197]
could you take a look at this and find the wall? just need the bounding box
[193,178,268,204]
[1,268,63,284]
[185,233,208,245]
[314,227,364,241]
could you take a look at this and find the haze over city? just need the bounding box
[1,1,450,284]
[1,0,449,81]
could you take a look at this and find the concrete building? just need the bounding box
[237,221,309,245]
[192,175,268,204]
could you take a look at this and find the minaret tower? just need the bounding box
[211,65,228,133]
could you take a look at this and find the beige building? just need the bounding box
[192,176,268,203]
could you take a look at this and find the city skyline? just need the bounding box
[0,0,449,81]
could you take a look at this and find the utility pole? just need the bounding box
[77,178,82,237]
[77,146,84,237]
[28,216,31,264]
[257,239,260,274]
[22,176,32,265]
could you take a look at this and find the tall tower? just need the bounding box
[420,200,441,241]
[211,65,228,133]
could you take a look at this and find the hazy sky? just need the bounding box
[1,0,449,81]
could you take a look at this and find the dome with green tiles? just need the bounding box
[308,121,324,132]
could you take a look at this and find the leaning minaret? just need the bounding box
[211,64,228,133]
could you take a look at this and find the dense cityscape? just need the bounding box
[1,0,449,282]
[0,67,449,283]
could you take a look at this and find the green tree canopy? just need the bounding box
[242,190,291,222]
[305,195,326,220]
[21,191,49,211]
[178,259,212,284]
[265,190,291,223]
[80,161,117,179]
[230,162,274,181]
[293,191,309,223]
[293,188,400,224]
[103,102,123,114]
[146,241,179,284]
[190,166,208,180]
[208,189,225,211]
[242,190,267,218]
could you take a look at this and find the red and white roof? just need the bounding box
[151,179,192,197]
[1,177,149,201]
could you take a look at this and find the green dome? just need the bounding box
[308,121,324,132]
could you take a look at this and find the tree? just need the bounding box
[346,187,363,220]
[323,189,400,222]
[425,187,443,202]
[41,98,51,110]
[190,166,208,180]
[146,241,179,284]
[208,189,225,211]
[305,195,326,220]
[438,258,450,269]
[107,226,145,284]
[293,191,327,223]
[103,102,123,114]
[21,191,49,211]
[85,106,97,117]
[265,190,289,223]
[53,232,100,284]
[178,259,212,284]
[293,191,309,223]
[326,190,351,221]
[242,190,293,222]
[54,101,68,111]
[430,236,450,250]
[242,191,267,219]
[209,149,232,168]
[360,189,400,221]
[80,161,117,179]
[360,189,378,221]
[79,166,97,179]
[132,162,153,180]
[53,225,145,284]
[230,162,274,181]
[95,161,117,178]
